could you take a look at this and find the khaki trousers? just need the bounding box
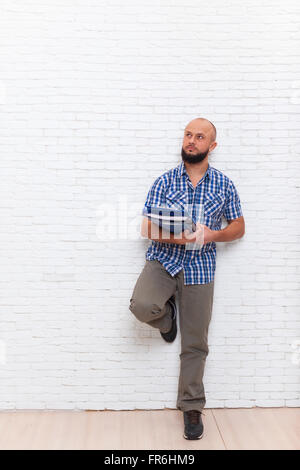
[129,259,214,412]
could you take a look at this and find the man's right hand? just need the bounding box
[184,222,204,245]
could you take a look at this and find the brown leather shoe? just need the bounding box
[183,410,204,440]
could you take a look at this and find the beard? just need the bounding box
[181,146,209,164]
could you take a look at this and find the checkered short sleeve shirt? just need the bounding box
[142,162,243,285]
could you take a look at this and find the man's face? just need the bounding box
[181,123,216,164]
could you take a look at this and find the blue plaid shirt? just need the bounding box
[143,161,243,285]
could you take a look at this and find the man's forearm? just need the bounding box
[212,220,245,242]
[141,217,245,245]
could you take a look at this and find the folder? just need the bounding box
[142,205,196,235]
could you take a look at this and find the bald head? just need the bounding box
[185,118,217,144]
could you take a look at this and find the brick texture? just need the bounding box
[0,0,299,410]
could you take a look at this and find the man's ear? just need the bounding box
[210,141,217,152]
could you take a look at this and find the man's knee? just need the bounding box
[129,298,162,323]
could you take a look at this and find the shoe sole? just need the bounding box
[183,431,204,440]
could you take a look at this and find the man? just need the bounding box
[129,118,245,440]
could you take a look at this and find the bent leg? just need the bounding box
[129,260,177,333]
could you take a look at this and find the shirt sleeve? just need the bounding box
[143,176,166,209]
[223,180,243,221]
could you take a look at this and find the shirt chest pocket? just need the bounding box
[204,191,226,219]
[165,189,187,210]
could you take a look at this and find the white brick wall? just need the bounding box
[0,0,299,410]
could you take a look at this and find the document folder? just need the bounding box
[142,205,196,235]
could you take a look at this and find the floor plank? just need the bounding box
[0,408,298,450]
[212,408,300,450]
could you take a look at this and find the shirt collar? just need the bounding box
[178,161,211,180]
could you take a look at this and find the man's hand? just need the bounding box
[184,222,215,245]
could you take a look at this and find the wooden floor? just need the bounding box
[0,408,299,450]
